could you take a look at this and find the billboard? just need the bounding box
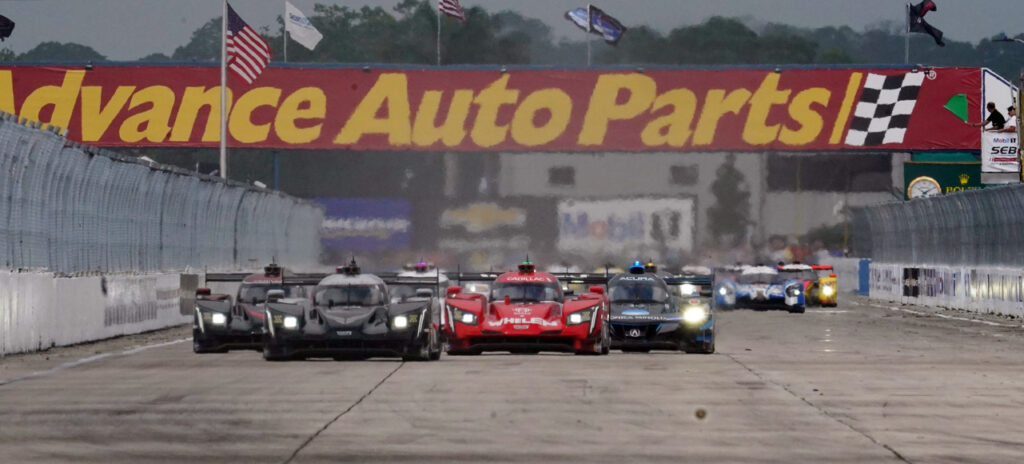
[557,198,695,256]
[315,198,410,252]
[0,64,982,152]
[981,132,1019,173]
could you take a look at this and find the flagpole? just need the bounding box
[586,4,592,67]
[220,0,228,179]
[904,3,910,64]
[436,1,442,66]
[283,0,288,62]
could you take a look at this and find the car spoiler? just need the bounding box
[664,274,714,286]
[204,272,250,282]
[811,265,834,271]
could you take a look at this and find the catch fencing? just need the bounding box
[0,113,323,273]
[851,184,1024,267]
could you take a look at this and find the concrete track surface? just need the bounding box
[2,298,1024,463]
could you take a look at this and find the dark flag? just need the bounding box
[908,1,944,47]
[565,5,627,45]
[0,15,14,41]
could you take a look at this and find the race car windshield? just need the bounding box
[238,284,303,303]
[610,283,668,303]
[316,285,386,307]
[781,270,817,281]
[739,273,777,284]
[490,282,562,303]
[391,285,435,302]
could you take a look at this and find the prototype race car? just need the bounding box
[193,264,308,353]
[443,261,610,355]
[716,265,805,313]
[608,261,714,354]
[813,265,838,307]
[778,264,821,307]
[261,260,442,361]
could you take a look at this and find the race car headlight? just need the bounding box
[821,285,835,296]
[682,306,709,324]
[393,315,409,329]
[568,313,583,324]
[450,307,477,326]
[567,308,595,325]
[718,287,727,296]
[210,313,227,325]
[282,316,299,329]
[787,286,801,297]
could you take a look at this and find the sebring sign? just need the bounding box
[0,64,981,152]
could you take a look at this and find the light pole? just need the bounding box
[993,34,1024,181]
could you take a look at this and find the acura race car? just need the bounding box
[716,265,805,313]
[443,261,610,355]
[608,261,714,354]
[261,261,442,361]
[193,264,307,353]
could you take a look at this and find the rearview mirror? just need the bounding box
[588,286,604,295]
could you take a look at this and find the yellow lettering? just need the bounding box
[172,86,233,142]
[79,86,135,141]
[412,89,473,147]
[640,88,698,147]
[274,87,325,144]
[510,89,572,146]
[779,88,831,146]
[21,70,85,130]
[228,87,281,144]
[578,74,656,145]
[830,72,863,144]
[118,85,175,143]
[742,73,791,145]
[471,75,520,148]
[692,88,751,146]
[0,70,15,114]
[334,73,411,145]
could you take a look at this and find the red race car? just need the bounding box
[443,261,610,355]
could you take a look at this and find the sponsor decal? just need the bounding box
[513,307,532,315]
[621,308,650,316]
[501,275,555,283]
[627,328,642,338]
[0,66,980,152]
[336,330,352,336]
[486,317,560,327]
[617,276,656,281]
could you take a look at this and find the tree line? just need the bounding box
[2,0,1022,78]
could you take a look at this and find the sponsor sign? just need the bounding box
[981,132,1019,173]
[558,198,695,255]
[904,161,983,197]
[314,198,410,252]
[0,65,981,152]
[440,202,526,233]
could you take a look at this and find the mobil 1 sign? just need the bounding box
[558,198,695,254]
[981,132,1019,173]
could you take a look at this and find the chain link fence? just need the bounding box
[0,114,322,273]
[851,184,1024,266]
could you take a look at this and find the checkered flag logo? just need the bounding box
[844,72,925,146]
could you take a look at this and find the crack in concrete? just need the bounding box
[282,361,404,464]
[724,353,912,464]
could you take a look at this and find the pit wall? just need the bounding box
[866,263,1024,319]
[0,271,199,355]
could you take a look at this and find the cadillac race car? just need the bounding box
[608,261,714,354]
[443,261,610,355]
[261,260,442,361]
[813,265,838,307]
[715,265,805,313]
[778,264,821,307]
[193,264,308,353]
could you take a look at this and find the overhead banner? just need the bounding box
[0,64,983,152]
[981,132,1020,173]
[315,198,410,252]
[558,198,694,255]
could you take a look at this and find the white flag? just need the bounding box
[285,1,322,50]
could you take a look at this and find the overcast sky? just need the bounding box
[0,0,1021,60]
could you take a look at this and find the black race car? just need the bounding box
[261,261,442,361]
[607,261,715,354]
[193,264,308,353]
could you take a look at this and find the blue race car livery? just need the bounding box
[715,266,805,313]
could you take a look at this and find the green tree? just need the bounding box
[17,41,105,62]
[707,154,751,247]
[138,52,171,62]
[0,48,14,62]
[171,18,220,61]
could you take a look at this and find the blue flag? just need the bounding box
[565,5,627,45]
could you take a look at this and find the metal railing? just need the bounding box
[0,113,322,273]
[851,184,1024,266]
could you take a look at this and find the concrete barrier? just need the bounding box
[0,271,193,355]
[867,262,1024,319]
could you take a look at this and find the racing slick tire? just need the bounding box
[403,336,433,362]
[193,339,227,354]
[788,305,806,314]
[428,328,442,361]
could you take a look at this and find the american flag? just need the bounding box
[227,3,271,84]
[439,0,466,23]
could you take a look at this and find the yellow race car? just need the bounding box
[813,265,838,307]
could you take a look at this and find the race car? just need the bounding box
[608,261,714,354]
[261,260,442,361]
[813,265,839,307]
[193,264,308,353]
[443,261,610,355]
[715,265,805,313]
[389,261,449,303]
[778,263,821,307]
